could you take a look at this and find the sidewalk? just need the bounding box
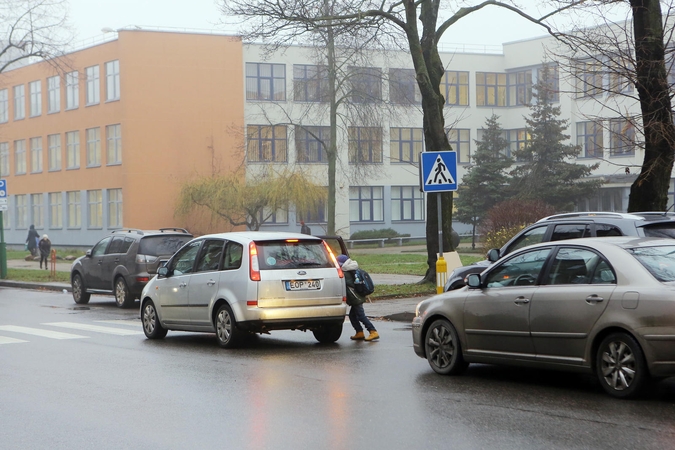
[1,258,432,322]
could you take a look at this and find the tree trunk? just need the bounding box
[326,22,338,235]
[627,0,675,212]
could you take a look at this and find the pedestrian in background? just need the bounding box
[300,221,311,235]
[38,234,51,270]
[336,254,379,341]
[26,225,39,257]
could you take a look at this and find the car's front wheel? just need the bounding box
[72,273,91,305]
[215,304,242,348]
[424,319,468,375]
[142,300,168,339]
[596,332,647,399]
[114,277,134,309]
[313,323,343,343]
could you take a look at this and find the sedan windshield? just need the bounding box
[628,245,675,282]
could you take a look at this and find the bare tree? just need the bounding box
[0,0,71,74]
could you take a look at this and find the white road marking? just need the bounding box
[94,320,142,328]
[0,336,28,345]
[43,322,144,336]
[0,325,87,340]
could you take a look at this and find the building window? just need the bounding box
[295,126,329,163]
[16,194,27,228]
[348,127,383,163]
[66,131,80,169]
[87,189,102,228]
[85,65,100,105]
[610,119,636,156]
[247,125,287,162]
[67,191,81,228]
[49,192,62,228]
[0,142,8,176]
[30,137,42,173]
[476,72,507,107]
[349,186,383,222]
[108,188,123,228]
[609,65,633,95]
[576,60,603,98]
[14,85,25,120]
[0,89,7,123]
[507,128,531,159]
[31,193,44,228]
[48,134,61,171]
[3,207,9,229]
[106,60,120,101]
[577,121,603,158]
[507,70,532,106]
[47,76,60,113]
[66,71,79,109]
[538,64,560,102]
[297,199,326,224]
[390,127,422,164]
[86,127,101,167]
[447,129,471,164]
[246,63,286,101]
[106,124,122,165]
[29,80,42,117]
[293,64,328,102]
[14,140,26,175]
[350,67,382,103]
[441,70,469,106]
[391,186,424,221]
[258,206,288,224]
[389,68,421,104]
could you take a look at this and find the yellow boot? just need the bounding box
[365,330,379,341]
[350,331,365,340]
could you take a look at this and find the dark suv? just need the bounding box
[445,211,675,291]
[71,228,193,308]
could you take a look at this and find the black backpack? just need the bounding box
[353,268,375,295]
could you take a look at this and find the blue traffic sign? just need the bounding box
[0,179,6,198]
[420,152,457,192]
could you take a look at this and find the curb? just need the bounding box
[0,280,71,292]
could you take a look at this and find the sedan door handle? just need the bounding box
[206,279,216,286]
[586,295,604,304]
[514,297,530,305]
[179,282,187,288]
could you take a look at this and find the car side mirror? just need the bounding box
[85,249,92,257]
[487,248,500,262]
[467,273,482,288]
[158,266,169,278]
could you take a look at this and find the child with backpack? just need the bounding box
[336,254,379,341]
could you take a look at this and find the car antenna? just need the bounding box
[663,203,675,216]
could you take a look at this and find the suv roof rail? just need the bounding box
[111,228,145,235]
[158,227,191,234]
[537,212,645,222]
[632,211,675,217]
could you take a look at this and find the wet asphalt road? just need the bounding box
[2,288,675,450]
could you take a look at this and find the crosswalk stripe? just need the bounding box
[0,325,87,340]
[94,320,142,328]
[0,336,28,345]
[43,322,144,336]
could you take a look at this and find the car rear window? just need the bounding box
[642,223,675,239]
[256,240,333,270]
[628,245,675,282]
[139,235,193,256]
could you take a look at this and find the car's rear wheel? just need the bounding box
[142,300,167,339]
[215,304,242,348]
[72,273,90,305]
[114,277,134,309]
[313,323,343,343]
[424,319,468,375]
[596,332,647,399]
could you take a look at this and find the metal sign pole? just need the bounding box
[0,211,6,279]
[436,193,446,293]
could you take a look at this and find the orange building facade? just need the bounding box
[0,30,245,246]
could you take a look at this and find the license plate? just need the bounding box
[285,279,321,291]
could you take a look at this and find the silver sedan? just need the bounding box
[412,237,675,398]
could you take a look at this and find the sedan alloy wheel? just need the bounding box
[424,319,468,375]
[596,332,646,398]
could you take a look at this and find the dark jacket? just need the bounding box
[26,227,39,250]
[39,238,52,257]
[342,258,366,306]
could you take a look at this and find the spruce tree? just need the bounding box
[455,114,513,248]
[510,71,602,211]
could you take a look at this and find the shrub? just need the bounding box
[479,199,556,250]
[350,228,409,240]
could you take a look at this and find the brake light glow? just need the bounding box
[323,241,344,278]
[136,276,150,283]
[286,239,299,243]
[246,300,258,306]
[249,242,260,281]
[342,296,347,303]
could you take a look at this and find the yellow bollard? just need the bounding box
[436,256,447,294]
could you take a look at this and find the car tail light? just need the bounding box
[246,300,258,306]
[249,242,260,281]
[136,276,150,283]
[136,254,158,264]
[323,241,344,278]
[342,296,347,303]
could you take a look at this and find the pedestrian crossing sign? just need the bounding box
[420,151,457,192]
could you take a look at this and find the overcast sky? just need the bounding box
[67,0,626,48]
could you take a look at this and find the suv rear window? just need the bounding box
[139,235,192,256]
[256,240,333,270]
[643,223,675,239]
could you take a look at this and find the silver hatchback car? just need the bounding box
[412,237,675,398]
[140,232,347,347]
